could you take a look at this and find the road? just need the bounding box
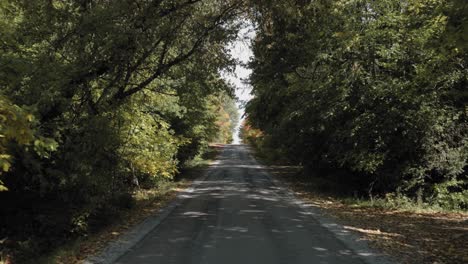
[115,144,378,264]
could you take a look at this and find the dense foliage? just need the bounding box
[0,0,240,260]
[1,0,466,261]
[245,0,467,208]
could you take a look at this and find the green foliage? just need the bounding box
[246,0,468,208]
[0,0,242,260]
[117,93,182,180]
[0,96,58,191]
[0,97,34,177]
[431,178,468,210]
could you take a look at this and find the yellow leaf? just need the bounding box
[26,114,34,122]
[2,162,11,172]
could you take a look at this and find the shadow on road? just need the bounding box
[114,145,388,264]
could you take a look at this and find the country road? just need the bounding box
[114,144,388,264]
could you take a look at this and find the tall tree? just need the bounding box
[246,0,467,208]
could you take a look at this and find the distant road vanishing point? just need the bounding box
[113,144,392,264]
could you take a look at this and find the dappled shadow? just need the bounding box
[326,207,468,263]
[266,159,468,264]
[114,145,387,264]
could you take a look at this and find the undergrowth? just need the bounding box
[0,145,220,264]
[252,144,467,214]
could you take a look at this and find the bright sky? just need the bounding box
[223,23,256,144]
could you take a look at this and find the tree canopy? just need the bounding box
[1,1,241,260]
[244,0,467,209]
[0,0,467,261]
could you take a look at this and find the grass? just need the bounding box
[181,144,221,169]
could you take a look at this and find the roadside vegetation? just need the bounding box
[243,0,467,211]
[30,145,222,264]
[0,1,239,262]
[242,1,467,262]
[1,0,467,263]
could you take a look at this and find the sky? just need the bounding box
[223,23,256,144]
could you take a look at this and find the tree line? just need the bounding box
[243,0,467,209]
[0,0,466,261]
[0,0,240,261]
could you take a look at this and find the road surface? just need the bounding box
[115,145,378,264]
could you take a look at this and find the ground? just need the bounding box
[30,145,467,264]
[265,165,468,264]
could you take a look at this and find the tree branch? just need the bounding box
[116,3,240,99]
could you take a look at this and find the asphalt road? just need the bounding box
[115,145,374,264]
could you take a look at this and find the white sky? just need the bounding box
[223,23,256,144]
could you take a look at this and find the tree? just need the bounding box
[0,1,244,260]
[246,0,467,208]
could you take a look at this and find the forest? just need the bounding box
[0,0,467,262]
[0,0,240,261]
[243,0,467,209]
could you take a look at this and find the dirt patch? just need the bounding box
[266,165,468,264]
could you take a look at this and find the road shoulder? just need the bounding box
[83,164,221,264]
[245,149,397,264]
[256,160,468,264]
